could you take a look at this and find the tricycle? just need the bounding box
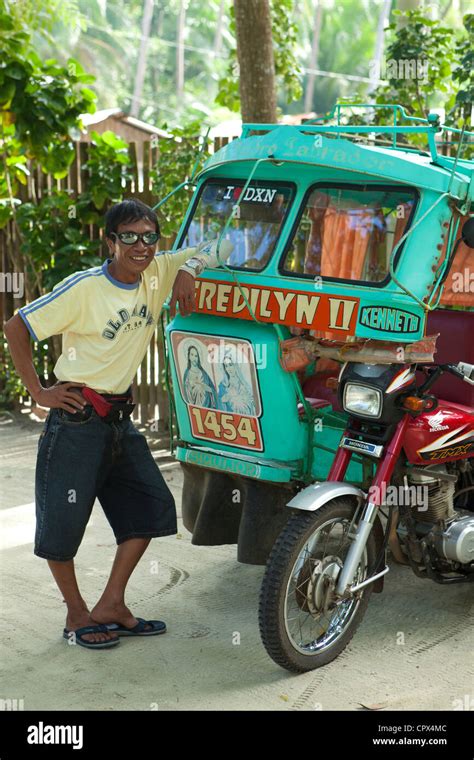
[159,105,474,671]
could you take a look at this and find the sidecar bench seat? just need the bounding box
[301,369,341,412]
[426,309,474,407]
[297,397,331,417]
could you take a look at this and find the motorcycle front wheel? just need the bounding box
[259,498,378,673]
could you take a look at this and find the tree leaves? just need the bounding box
[0,0,98,211]
[150,119,211,238]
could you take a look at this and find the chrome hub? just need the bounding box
[306,556,342,615]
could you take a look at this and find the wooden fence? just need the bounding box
[0,136,233,426]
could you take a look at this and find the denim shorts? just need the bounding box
[34,407,177,561]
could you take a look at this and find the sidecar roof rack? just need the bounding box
[241,103,474,166]
[200,104,473,202]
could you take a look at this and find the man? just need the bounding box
[3,198,231,649]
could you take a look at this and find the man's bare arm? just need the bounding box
[169,271,196,318]
[3,314,86,412]
[169,239,233,318]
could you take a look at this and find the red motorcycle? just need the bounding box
[259,356,474,672]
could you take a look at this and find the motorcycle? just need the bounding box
[259,353,474,672]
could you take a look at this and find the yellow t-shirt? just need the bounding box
[17,247,198,394]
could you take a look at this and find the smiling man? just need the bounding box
[3,198,231,649]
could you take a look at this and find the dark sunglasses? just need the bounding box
[112,231,160,245]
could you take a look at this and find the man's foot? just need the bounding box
[65,610,119,644]
[91,601,138,629]
[91,601,158,633]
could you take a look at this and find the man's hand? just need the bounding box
[3,315,87,413]
[169,270,196,318]
[35,381,87,412]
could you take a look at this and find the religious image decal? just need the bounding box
[171,331,263,451]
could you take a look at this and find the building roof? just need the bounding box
[80,109,171,138]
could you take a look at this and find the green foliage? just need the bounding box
[449,13,474,124]
[0,0,97,228]
[215,0,303,114]
[358,9,474,155]
[371,9,459,121]
[0,2,134,304]
[4,56,95,163]
[33,0,232,125]
[24,0,472,130]
[150,120,211,239]
[271,0,303,104]
[16,191,102,292]
[214,4,239,112]
[6,0,81,38]
[82,130,134,210]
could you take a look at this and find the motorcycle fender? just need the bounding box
[287,481,366,512]
[287,482,386,594]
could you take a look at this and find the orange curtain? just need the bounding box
[392,203,413,248]
[302,203,385,341]
[304,193,329,275]
[304,195,376,280]
[439,216,474,307]
[320,208,373,279]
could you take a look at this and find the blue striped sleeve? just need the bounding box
[18,309,39,342]
[18,268,102,341]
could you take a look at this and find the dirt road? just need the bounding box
[1,411,472,711]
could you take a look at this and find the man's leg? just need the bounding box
[35,409,119,643]
[48,560,118,643]
[90,538,152,629]
[92,420,177,630]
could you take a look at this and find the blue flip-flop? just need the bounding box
[104,618,167,637]
[63,624,120,649]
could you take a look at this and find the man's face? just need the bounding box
[106,218,158,276]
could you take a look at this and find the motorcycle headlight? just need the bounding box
[343,383,382,418]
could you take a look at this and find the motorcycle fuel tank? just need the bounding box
[404,400,474,465]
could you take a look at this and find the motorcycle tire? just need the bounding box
[259,498,378,673]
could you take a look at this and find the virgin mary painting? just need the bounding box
[217,352,256,416]
[183,344,218,408]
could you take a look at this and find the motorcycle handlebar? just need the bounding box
[452,362,474,385]
[417,362,474,394]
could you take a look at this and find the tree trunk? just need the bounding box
[397,0,420,9]
[176,0,186,102]
[214,0,225,54]
[234,0,277,123]
[369,0,392,94]
[304,1,323,113]
[397,0,420,26]
[439,0,452,19]
[156,4,164,36]
[130,0,155,117]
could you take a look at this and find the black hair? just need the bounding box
[105,198,160,239]
[187,344,203,369]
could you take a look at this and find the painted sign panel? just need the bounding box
[359,306,421,334]
[171,331,263,451]
[193,278,360,335]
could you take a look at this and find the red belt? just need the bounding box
[60,383,135,421]
[81,387,133,418]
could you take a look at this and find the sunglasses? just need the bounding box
[112,231,160,245]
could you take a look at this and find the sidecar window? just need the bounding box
[180,180,294,270]
[281,184,417,285]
